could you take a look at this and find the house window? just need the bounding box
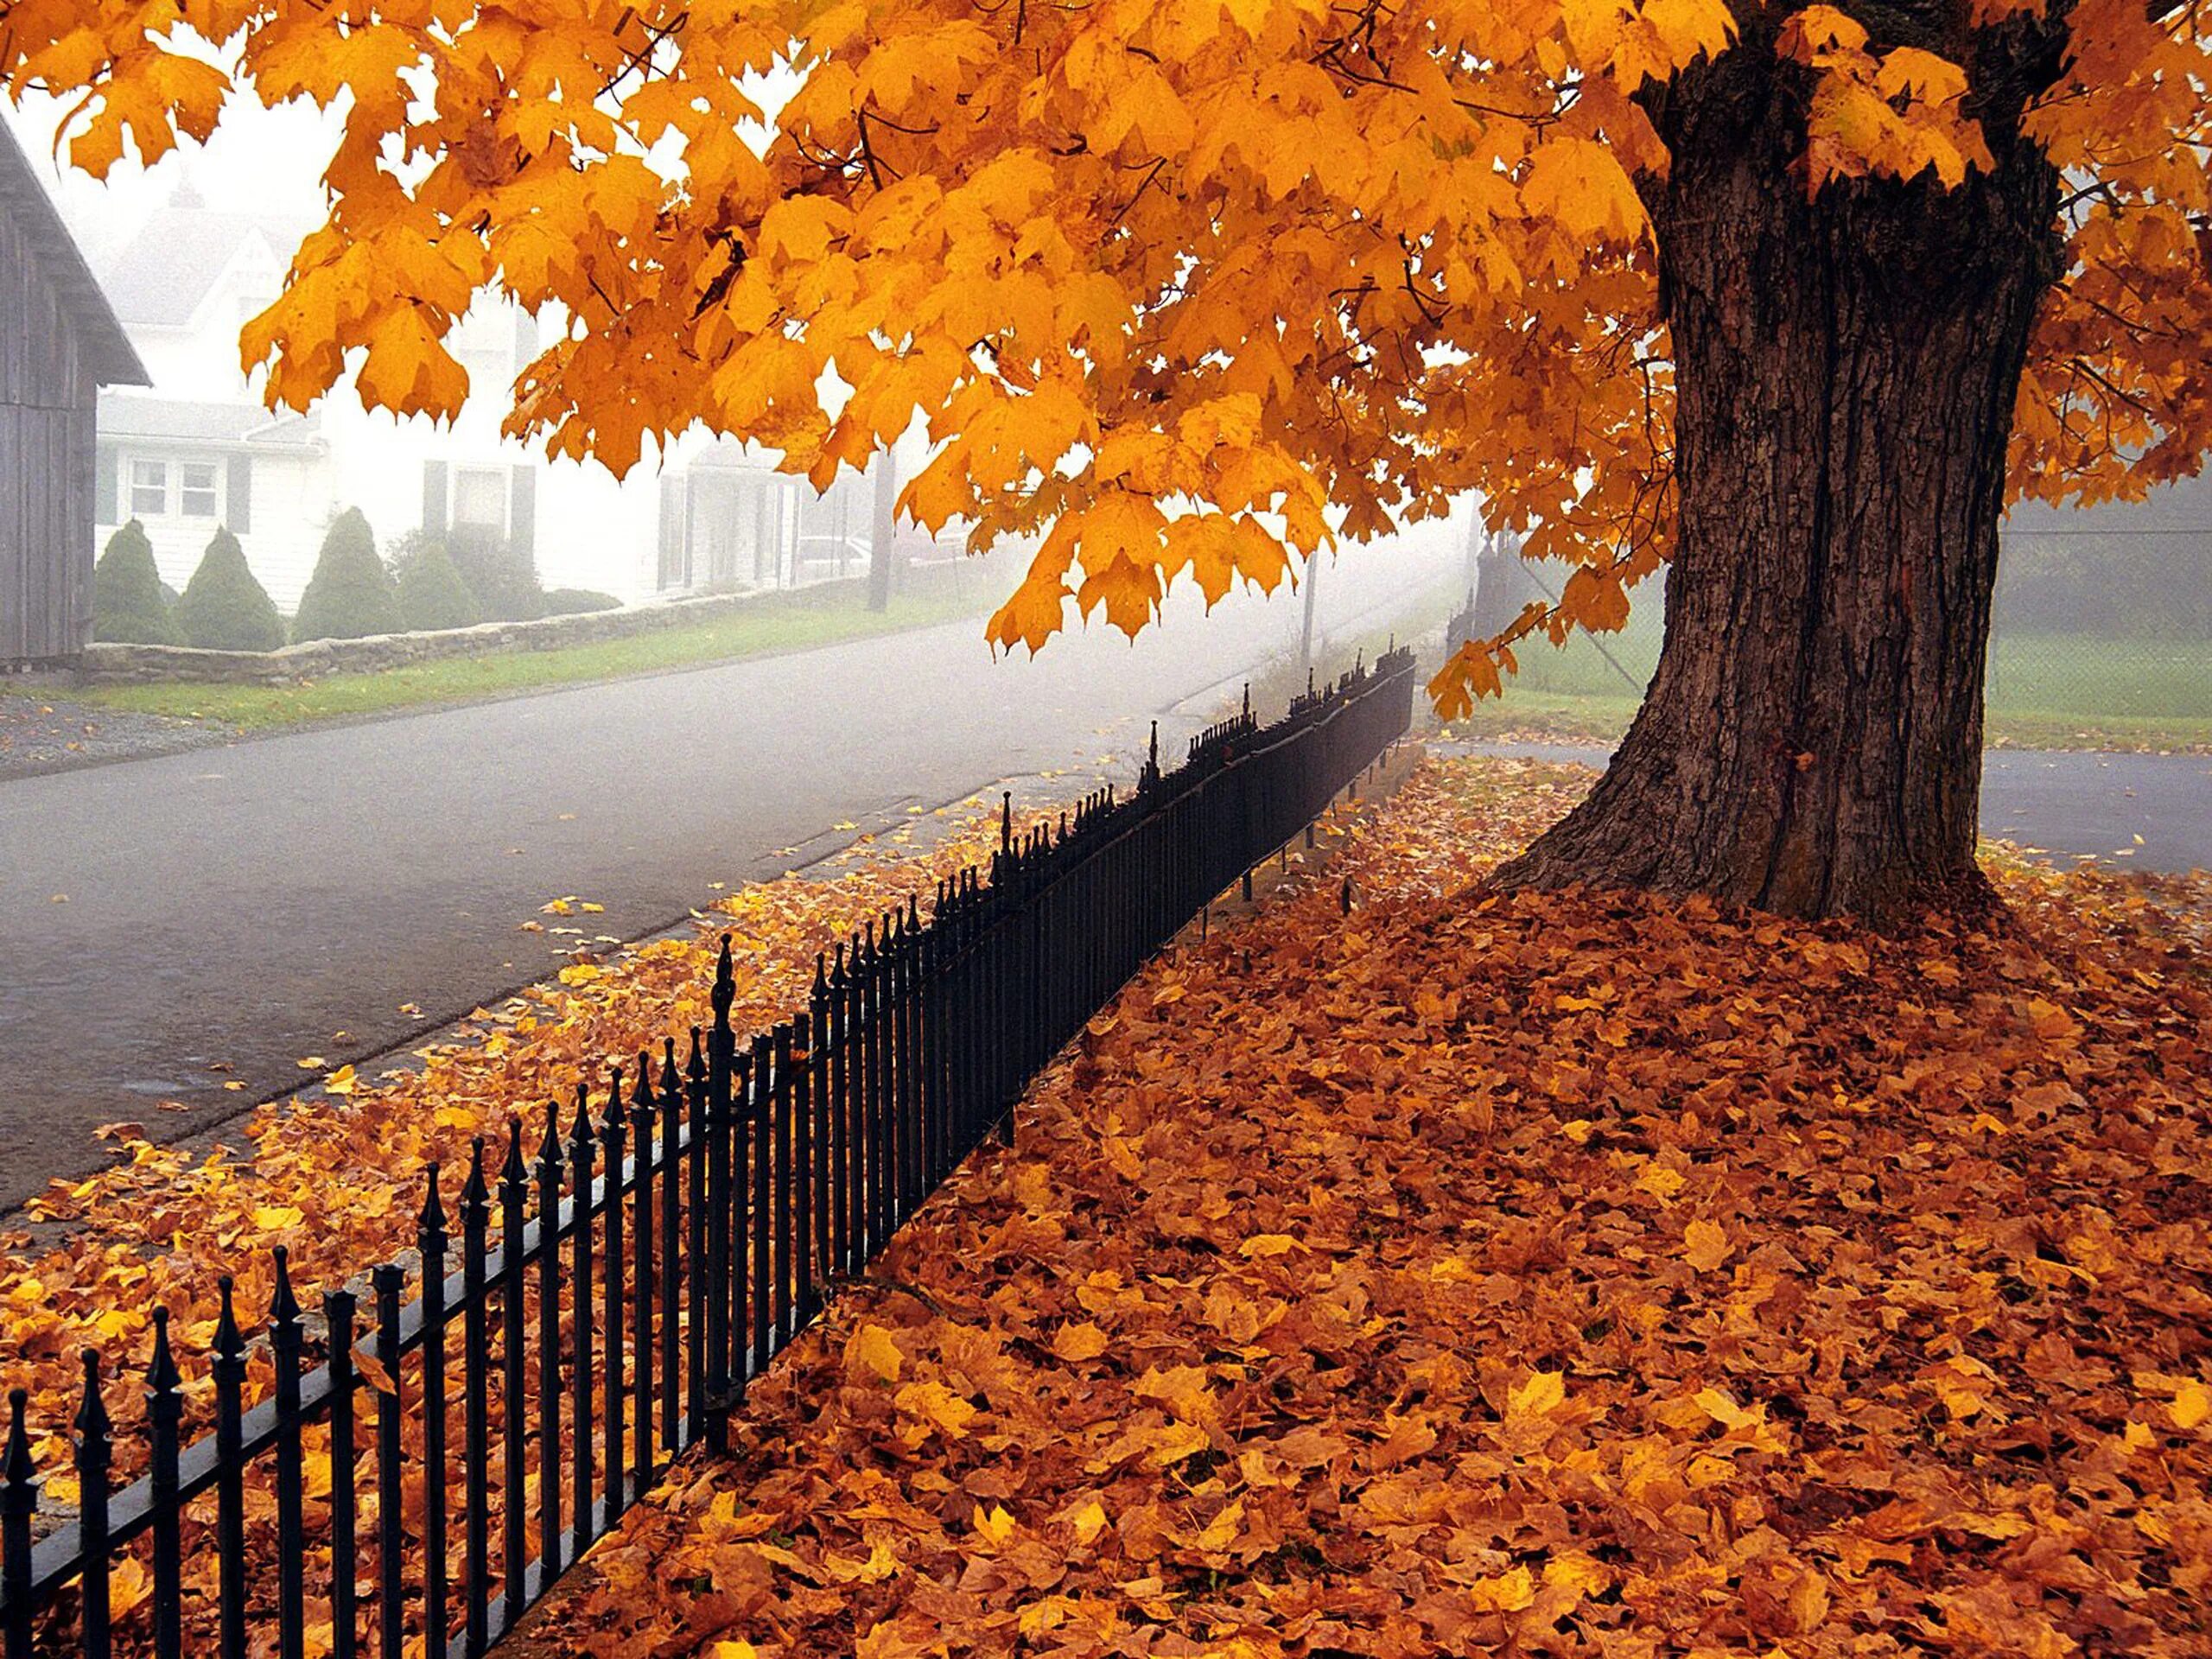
[180,461,219,519]
[452,467,507,531]
[130,459,169,518]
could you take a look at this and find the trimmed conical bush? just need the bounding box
[445,522,544,622]
[176,527,286,652]
[92,520,181,645]
[291,507,402,642]
[394,537,480,632]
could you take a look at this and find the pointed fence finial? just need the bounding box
[540,1096,564,1168]
[687,1027,707,1086]
[1001,791,1013,853]
[461,1137,488,1213]
[569,1082,595,1147]
[213,1274,245,1363]
[502,1117,528,1189]
[76,1350,110,1447]
[5,1389,34,1491]
[1242,682,1250,720]
[813,953,829,1000]
[632,1054,655,1113]
[146,1307,181,1396]
[601,1067,626,1150]
[270,1244,300,1329]
[713,934,736,1019]
[419,1161,448,1243]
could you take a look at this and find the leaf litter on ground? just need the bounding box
[505,753,2211,1659]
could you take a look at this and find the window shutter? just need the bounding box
[423,461,448,536]
[509,465,537,557]
[95,444,119,524]
[226,455,252,533]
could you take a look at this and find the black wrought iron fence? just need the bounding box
[0,646,1417,1659]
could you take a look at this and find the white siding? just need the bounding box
[93,442,333,612]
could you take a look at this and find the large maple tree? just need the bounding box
[8,0,2207,921]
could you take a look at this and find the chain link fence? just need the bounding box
[1443,530,2211,752]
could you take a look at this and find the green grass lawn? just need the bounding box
[1438,622,2212,751]
[77,577,991,731]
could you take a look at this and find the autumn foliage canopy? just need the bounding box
[3,0,2209,704]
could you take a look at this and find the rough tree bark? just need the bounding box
[1497,32,2063,927]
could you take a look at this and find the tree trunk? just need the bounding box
[1497,47,2061,927]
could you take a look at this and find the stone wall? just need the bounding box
[67,582,871,686]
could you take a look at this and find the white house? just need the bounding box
[89,179,901,615]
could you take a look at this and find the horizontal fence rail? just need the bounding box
[1,647,1418,1659]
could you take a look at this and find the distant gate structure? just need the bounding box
[0,117,149,664]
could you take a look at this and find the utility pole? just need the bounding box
[867,449,898,612]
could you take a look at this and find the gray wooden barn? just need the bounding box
[1,117,148,664]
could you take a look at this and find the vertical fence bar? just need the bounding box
[629,1058,655,1484]
[791,1008,815,1330]
[373,1265,405,1659]
[211,1278,247,1659]
[535,1111,564,1586]
[144,1310,183,1659]
[498,1126,528,1630]
[459,1145,490,1658]
[74,1352,112,1659]
[829,948,850,1276]
[599,1071,626,1516]
[658,1039,683,1457]
[856,926,879,1258]
[271,1249,308,1659]
[566,1089,595,1554]
[418,1167,449,1659]
[2,1392,33,1659]
[327,1288,360,1659]
[873,922,897,1241]
[749,1033,772,1378]
[728,1049,753,1400]
[772,1022,794,1344]
[705,943,734,1435]
[810,961,834,1304]
[686,1027,713,1451]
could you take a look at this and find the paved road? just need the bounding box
[0,563,1441,1211]
[1979,747,2212,871]
[1452,740,2212,874]
[7,601,2202,1211]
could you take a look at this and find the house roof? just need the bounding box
[96,195,312,329]
[99,391,324,451]
[0,118,149,386]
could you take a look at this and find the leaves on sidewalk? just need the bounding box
[0,799,1021,1483]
